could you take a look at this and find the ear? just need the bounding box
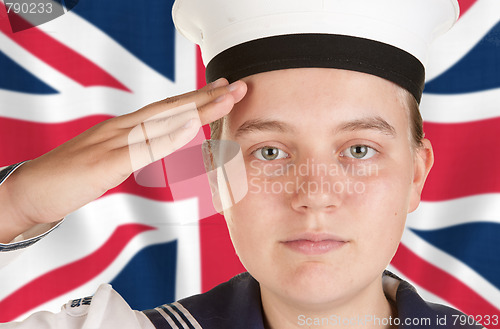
[408,138,434,213]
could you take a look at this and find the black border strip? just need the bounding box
[206,33,425,103]
[0,162,26,185]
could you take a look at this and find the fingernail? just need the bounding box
[227,81,240,92]
[210,78,227,89]
[182,119,193,129]
[214,94,226,103]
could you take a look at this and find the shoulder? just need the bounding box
[389,272,485,329]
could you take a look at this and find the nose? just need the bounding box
[289,157,343,213]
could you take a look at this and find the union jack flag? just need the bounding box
[0,0,498,327]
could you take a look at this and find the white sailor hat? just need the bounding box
[172,0,459,103]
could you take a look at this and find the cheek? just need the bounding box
[345,166,411,255]
[224,178,285,265]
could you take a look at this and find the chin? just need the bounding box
[276,261,353,306]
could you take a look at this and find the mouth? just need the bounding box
[281,233,348,256]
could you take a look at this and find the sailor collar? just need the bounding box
[143,271,484,329]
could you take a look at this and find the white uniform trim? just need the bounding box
[165,304,192,328]
[156,307,182,329]
[170,302,203,329]
[146,302,203,329]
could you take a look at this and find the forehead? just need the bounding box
[223,68,408,139]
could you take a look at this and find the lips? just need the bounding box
[281,233,348,255]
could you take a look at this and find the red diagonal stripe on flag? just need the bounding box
[391,243,499,326]
[0,2,130,92]
[0,223,155,322]
[458,0,478,17]
[422,117,500,201]
[0,116,112,165]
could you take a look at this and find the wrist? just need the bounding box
[0,162,40,243]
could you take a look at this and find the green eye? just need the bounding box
[351,145,368,158]
[253,146,289,161]
[342,145,376,159]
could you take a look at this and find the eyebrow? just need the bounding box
[234,116,396,139]
[336,116,397,137]
[235,119,297,138]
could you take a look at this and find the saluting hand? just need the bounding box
[0,78,247,243]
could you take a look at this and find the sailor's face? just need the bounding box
[220,68,429,308]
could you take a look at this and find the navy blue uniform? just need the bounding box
[143,272,485,329]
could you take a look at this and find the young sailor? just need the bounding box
[0,0,486,328]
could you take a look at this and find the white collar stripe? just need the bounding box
[156,307,181,329]
[161,304,194,329]
[170,302,203,329]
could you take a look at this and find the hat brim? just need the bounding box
[205,33,425,103]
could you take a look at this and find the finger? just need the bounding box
[128,115,202,171]
[200,77,229,90]
[118,78,243,127]
[157,77,230,106]
[127,103,200,145]
[197,80,247,125]
[197,93,236,126]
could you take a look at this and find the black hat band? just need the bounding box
[206,33,425,103]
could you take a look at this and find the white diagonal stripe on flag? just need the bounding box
[426,0,500,81]
[407,194,500,230]
[401,228,500,309]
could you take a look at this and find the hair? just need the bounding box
[209,85,424,149]
[209,115,224,140]
[398,87,424,149]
